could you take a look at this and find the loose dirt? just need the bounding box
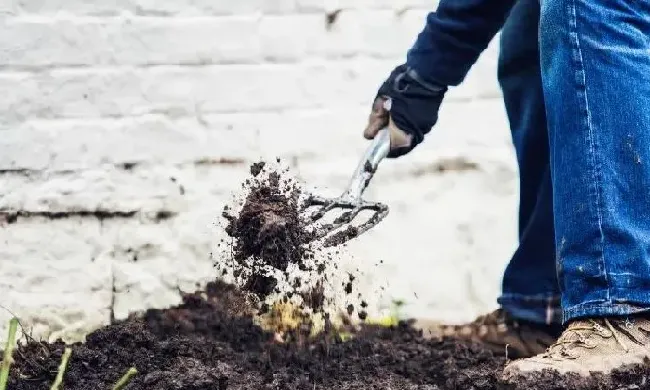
[5,279,650,390]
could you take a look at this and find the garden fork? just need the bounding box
[301,127,391,247]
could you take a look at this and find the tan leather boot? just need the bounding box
[502,316,650,381]
[416,309,562,359]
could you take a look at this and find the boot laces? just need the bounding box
[544,319,629,359]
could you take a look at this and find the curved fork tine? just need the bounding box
[320,202,388,246]
[332,206,363,225]
[311,206,363,240]
[354,203,389,236]
[308,201,337,221]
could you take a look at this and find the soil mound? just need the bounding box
[4,279,500,390]
[6,279,650,389]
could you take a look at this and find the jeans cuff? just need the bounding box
[498,292,562,325]
[563,301,650,324]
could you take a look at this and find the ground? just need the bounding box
[5,279,650,390]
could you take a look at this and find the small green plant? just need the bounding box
[49,347,72,390]
[365,299,406,327]
[0,318,137,390]
[0,317,18,390]
[112,367,138,390]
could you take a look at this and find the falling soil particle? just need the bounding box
[300,281,326,312]
[249,161,265,177]
[243,273,277,297]
[6,279,648,390]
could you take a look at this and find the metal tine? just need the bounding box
[312,200,388,242]
[303,197,358,223]
[311,206,364,240]
[321,206,389,247]
[332,206,364,225]
[308,201,337,222]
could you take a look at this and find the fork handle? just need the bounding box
[341,127,391,202]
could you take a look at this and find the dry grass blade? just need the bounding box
[49,347,72,390]
[112,367,137,390]
[0,317,19,390]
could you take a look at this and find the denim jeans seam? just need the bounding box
[564,301,650,323]
[499,292,561,303]
[567,0,610,300]
[499,294,562,325]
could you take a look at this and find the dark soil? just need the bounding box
[223,170,308,273]
[5,279,498,390]
[6,279,650,390]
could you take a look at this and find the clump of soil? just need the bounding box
[218,160,367,324]
[223,170,308,272]
[5,279,649,390]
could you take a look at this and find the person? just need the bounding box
[363,0,650,381]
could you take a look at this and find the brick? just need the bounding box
[0,217,112,342]
[0,115,260,170]
[142,65,307,112]
[0,164,247,213]
[0,72,40,123]
[7,0,264,16]
[296,58,398,107]
[258,15,324,61]
[0,62,403,120]
[262,0,297,14]
[0,68,143,121]
[297,0,439,12]
[6,0,130,15]
[259,13,362,61]
[256,106,370,161]
[105,209,226,319]
[0,16,261,68]
[260,10,421,61]
[0,291,111,343]
[357,10,425,58]
[131,0,264,15]
[0,2,18,15]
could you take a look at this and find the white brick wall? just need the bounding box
[0,0,519,342]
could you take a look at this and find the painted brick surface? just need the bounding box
[0,1,518,342]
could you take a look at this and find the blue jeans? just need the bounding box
[496,0,650,325]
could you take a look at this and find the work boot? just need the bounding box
[432,309,562,359]
[502,316,650,381]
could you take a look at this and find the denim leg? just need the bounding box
[540,0,650,323]
[495,0,562,326]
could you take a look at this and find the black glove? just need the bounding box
[363,64,447,158]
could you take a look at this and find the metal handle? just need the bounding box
[341,127,391,202]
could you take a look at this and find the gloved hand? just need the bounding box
[363,64,448,158]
